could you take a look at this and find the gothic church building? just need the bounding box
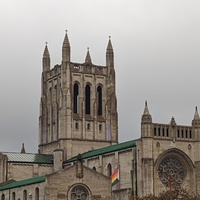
[0,32,200,199]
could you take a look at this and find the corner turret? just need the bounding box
[141,101,152,124]
[192,106,200,141]
[141,101,152,137]
[192,106,200,127]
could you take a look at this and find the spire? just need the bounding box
[193,106,200,120]
[20,143,26,154]
[42,42,50,72]
[141,100,152,124]
[62,30,70,62]
[106,36,114,69]
[85,47,92,64]
[106,36,113,51]
[63,30,70,46]
[43,42,50,57]
[143,100,150,115]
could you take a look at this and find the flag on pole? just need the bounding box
[110,168,119,186]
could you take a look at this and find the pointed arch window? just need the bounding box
[97,86,102,115]
[74,83,79,114]
[1,194,5,200]
[107,163,112,177]
[12,192,16,200]
[85,84,91,115]
[93,166,96,171]
[35,187,39,200]
[23,190,27,200]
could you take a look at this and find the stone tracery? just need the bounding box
[71,186,88,200]
[158,157,185,187]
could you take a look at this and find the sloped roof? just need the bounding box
[64,140,135,164]
[0,176,46,191]
[3,152,53,164]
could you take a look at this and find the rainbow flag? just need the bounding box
[110,168,119,186]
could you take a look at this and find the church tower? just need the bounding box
[39,32,118,159]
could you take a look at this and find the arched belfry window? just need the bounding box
[85,84,91,115]
[71,185,88,200]
[74,83,79,114]
[97,86,102,115]
[107,163,112,177]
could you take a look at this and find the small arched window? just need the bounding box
[35,187,39,200]
[93,166,96,171]
[23,190,27,200]
[87,123,90,130]
[74,83,79,114]
[12,192,15,200]
[85,84,91,115]
[97,86,102,115]
[1,194,5,200]
[75,122,79,130]
[107,163,112,177]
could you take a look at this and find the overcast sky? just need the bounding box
[0,0,200,153]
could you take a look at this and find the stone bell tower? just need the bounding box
[39,31,118,159]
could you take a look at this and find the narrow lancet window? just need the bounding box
[97,86,102,115]
[107,163,112,177]
[73,83,79,113]
[85,84,91,114]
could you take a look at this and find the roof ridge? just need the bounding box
[64,140,135,164]
[0,176,46,191]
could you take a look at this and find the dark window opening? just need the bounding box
[107,163,112,177]
[87,123,90,130]
[1,194,5,200]
[154,128,157,136]
[158,128,161,136]
[75,122,79,130]
[99,124,102,131]
[23,190,27,200]
[162,128,165,137]
[35,188,39,200]
[189,130,192,138]
[182,130,184,138]
[166,128,169,137]
[93,166,96,171]
[186,130,188,138]
[73,83,79,114]
[85,85,91,114]
[97,86,102,115]
[12,192,15,200]
[177,129,180,138]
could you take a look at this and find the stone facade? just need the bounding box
[39,32,118,160]
[0,32,200,199]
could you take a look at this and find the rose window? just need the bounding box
[158,157,185,187]
[71,186,88,200]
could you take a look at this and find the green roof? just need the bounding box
[64,140,135,164]
[3,152,53,164]
[0,176,46,191]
